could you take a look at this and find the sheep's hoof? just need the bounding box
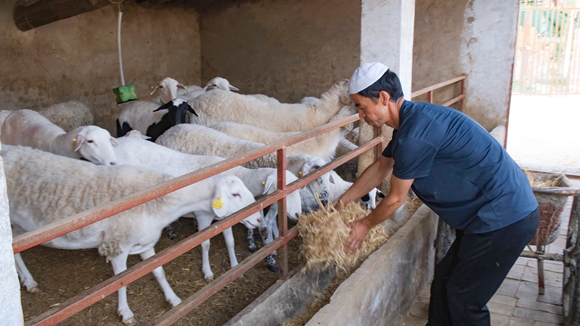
[168,231,179,242]
[167,296,182,307]
[247,238,258,253]
[265,255,279,272]
[204,275,214,282]
[121,316,139,326]
[27,286,42,294]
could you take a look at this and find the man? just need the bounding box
[336,62,539,326]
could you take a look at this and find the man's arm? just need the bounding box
[336,155,394,208]
[345,174,414,253]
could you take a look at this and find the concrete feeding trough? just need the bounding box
[225,203,437,326]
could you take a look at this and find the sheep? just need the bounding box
[174,77,240,102]
[187,79,352,132]
[155,124,330,208]
[39,101,94,132]
[3,145,261,325]
[116,99,197,141]
[0,109,12,132]
[150,77,187,104]
[114,135,300,271]
[1,109,118,165]
[210,105,357,162]
[489,125,506,146]
[327,170,385,210]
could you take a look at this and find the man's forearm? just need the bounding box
[339,156,393,204]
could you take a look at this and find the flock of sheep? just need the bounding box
[0,76,383,324]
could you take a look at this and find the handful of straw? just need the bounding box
[298,199,388,272]
[522,167,562,188]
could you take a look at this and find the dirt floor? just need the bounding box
[20,218,302,326]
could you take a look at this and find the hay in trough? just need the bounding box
[298,199,388,272]
[522,167,562,188]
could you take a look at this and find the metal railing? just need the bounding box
[14,112,383,326]
[411,75,466,109]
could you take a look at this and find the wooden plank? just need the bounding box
[14,0,111,31]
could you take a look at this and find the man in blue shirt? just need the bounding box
[336,63,539,326]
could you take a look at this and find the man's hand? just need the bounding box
[345,219,371,253]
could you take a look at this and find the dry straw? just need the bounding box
[298,197,388,272]
[522,167,562,188]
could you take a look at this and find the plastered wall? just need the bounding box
[0,1,202,133]
[200,0,361,103]
[413,0,519,130]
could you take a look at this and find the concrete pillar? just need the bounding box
[357,0,415,193]
[0,145,23,325]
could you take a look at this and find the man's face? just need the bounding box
[351,93,389,128]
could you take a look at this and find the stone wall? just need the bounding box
[0,1,201,133]
[413,0,519,130]
[200,0,361,103]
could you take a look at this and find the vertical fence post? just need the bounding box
[564,194,580,325]
[277,147,289,280]
[428,90,434,104]
[460,78,466,111]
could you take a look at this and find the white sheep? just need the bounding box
[187,79,352,132]
[155,124,330,209]
[175,77,240,102]
[3,145,261,325]
[150,77,186,105]
[114,135,300,271]
[489,125,506,146]
[1,109,118,165]
[210,105,357,162]
[39,101,94,132]
[327,170,385,210]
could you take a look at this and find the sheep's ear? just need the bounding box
[177,84,186,90]
[110,137,118,146]
[377,190,385,198]
[263,173,277,195]
[229,85,239,92]
[329,173,335,184]
[150,85,161,96]
[211,195,229,218]
[340,95,352,105]
[186,106,199,117]
[153,102,171,112]
[74,134,85,151]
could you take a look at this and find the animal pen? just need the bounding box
[9,77,472,326]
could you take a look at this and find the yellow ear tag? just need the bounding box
[72,138,77,149]
[262,181,266,185]
[212,197,223,209]
[342,125,348,128]
[299,171,303,177]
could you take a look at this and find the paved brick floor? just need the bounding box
[402,195,573,326]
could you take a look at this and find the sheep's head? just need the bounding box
[360,188,385,210]
[74,126,118,166]
[150,77,186,104]
[124,130,151,140]
[204,77,239,92]
[211,175,262,229]
[262,171,302,220]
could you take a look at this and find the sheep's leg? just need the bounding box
[14,253,41,293]
[110,251,136,325]
[222,227,238,268]
[196,216,214,281]
[246,228,258,252]
[140,248,182,307]
[261,210,279,272]
[165,223,178,241]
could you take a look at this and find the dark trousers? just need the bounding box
[427,209,540,326]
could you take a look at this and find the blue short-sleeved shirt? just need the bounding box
[383,100,538,234]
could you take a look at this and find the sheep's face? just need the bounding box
[285,172,302,220]
[151,77,185,104]
[301,160,331,206]
[262,171,302,220]
[75,126,118,166]
[361,188,385,210]
[211,175,262,229]
[205,77,239,92]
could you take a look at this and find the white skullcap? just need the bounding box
[348,62,389,94]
